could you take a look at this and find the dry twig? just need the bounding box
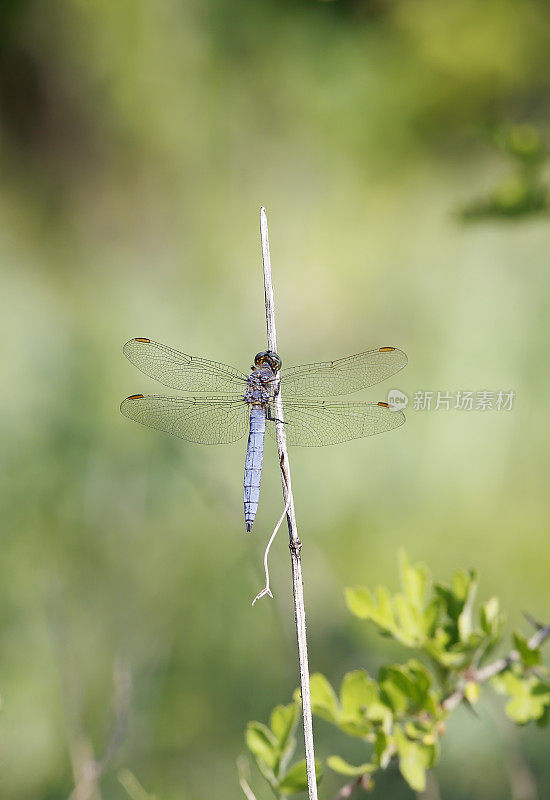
[260,207,319,800]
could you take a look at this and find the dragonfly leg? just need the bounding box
[266,406,287,425]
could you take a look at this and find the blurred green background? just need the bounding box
[1,0,549,798]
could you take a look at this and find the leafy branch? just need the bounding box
[442,623,550,712]
[242,551,549,797]
[245,700,323,797]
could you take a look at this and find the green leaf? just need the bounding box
[327,755,376,777]
[309,673,339,723]
[245,722,278,770]
[399,550,430,610]
[457,571,478,641]
[507,683,549,724]
[345,586,375,619]
[335,670,379,736]
[478,597,505,662]
[404,721,424,739]
[364,700,394,729]
[346,585,398,631]
[407,659,433,694]
[379,671,410,714]
[452,568,472,602]
[277,760,322,794]
[423,597,443,636]
[480,597,500,633]
[513,631,542,668]
[340,670,378,720]
[394,594,425,644]
[421,736,440,768]
[433,584,461,623]
[492,672,550,724]
[246,722,279,787]
[376,586,397,630]
[373,729,393,768]
[379,660,433,714]
[270,702,299,778]
[346,563,437,649]
[394,726,429,792]
[382,665,417,702]
[270,703,298,749]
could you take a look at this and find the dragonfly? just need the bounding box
[120,338,407,532]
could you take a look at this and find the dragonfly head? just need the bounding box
[254,350,282,373]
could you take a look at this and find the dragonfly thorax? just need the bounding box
[245,364,277,406]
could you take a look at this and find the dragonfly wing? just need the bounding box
[280,347,407,397]
[266,400,405,446]
[120,394,250,444]
[123,338,248,392]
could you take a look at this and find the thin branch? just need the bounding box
[67,658,132,800]
[97,656,132,773]
[333,774,373,799]
[522,621,548,647]
[49,594,102,800]
[442,625,550,711]
[522,611,544,632]
[260,207,319,800]
[237,757,259,800]
[476,624,550,681]
[118,769,155,800]
[334,776,362,799]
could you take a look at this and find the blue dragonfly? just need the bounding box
[120,338,407,531]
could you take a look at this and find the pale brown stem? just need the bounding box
[260,207,318,800]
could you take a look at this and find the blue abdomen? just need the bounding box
[243,406,266,532]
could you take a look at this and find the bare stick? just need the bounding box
[260,207,319,800]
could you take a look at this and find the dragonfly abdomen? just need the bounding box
[243,405,266,532]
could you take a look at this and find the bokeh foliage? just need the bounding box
[1,0,550,798]
[246,554,549,796]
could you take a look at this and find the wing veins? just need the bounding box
[123,339,248,392]
[280,348,407,397]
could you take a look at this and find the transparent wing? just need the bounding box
[267,400,405,446]
[120,394,250,445]
[123,338,248,392]
[280,347,407,397]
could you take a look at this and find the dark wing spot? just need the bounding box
[379,346,395,352]
[377,401,390,408]
[127,394,144,400]
[134,337,150,343]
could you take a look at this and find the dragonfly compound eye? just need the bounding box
[254,351,282,371]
